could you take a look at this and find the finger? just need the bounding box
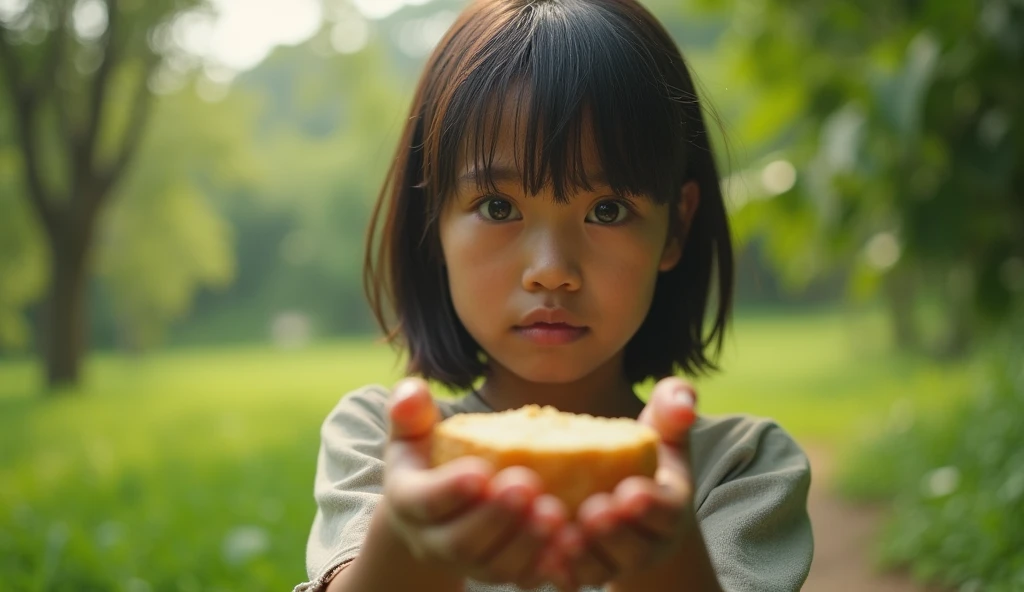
[571,542,617,587]
[481,494,566,586]
[532,523,581,592]
[613,475,690,538]
[531,537,571,592]
[638,379,697,485]
[386,455,494,525]
[429,468,540,565]
[387,378,439,441]
[577,492,655,574]
[552,524,598,589]
[589,519,658,575]
[577,492,620,539]
[475,467,546,562]
[385,379,443,474]
[554,511,617,587]
[427,490,528,566]
[638,377,698,447]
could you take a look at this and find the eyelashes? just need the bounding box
[476,196,521,222]
[473,195,637,225]
[585,200,632,224]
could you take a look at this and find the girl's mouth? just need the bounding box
[513,322,589,346]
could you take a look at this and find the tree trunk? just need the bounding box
[2,1,156,393]
[43,239,90,391]
[937,269,974,359]
[884,268,920,351]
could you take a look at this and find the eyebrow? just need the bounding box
[456,165,609,187]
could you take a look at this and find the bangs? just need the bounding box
[419,0,699,214]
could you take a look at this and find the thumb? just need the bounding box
[385,378,441,475]
[638,377,697,489]
[387,377,440,441]
[638,377,697,447]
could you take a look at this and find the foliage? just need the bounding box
[0,310,972,589]
[711,0,1024,351]
[837,326,1024,590]
[92,84,258,350]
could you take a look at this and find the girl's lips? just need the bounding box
[513,322,589,346]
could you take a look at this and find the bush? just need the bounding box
[837,335,1024,591]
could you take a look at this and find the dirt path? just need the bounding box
[802,445,942,592]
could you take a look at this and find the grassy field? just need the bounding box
[0,310,974,591]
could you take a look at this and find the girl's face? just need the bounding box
[439,117,690,385]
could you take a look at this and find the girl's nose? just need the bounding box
[521,227,582,292]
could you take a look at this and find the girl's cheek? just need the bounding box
[442,215,501,264]
[589,230,664,274]
[445,227,519,289]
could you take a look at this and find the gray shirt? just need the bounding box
[295,385,813,592]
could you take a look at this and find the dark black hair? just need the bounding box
[365,0,734,389]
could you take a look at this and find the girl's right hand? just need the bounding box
[381,378,570,590]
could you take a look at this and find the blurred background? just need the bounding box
[0,0,1021,590]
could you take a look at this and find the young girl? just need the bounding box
[296,1,812,590]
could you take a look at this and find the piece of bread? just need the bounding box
[431,405,659,516]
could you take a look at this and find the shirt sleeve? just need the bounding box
[293,386,391,592]
[692,417,814,592]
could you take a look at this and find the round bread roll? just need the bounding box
[431,405,659,516]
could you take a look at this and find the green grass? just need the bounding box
[0,310,973,591]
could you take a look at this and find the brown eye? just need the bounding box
[587,200,628,224]
[477,197,520,221]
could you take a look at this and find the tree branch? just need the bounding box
[0,25,60,238]
[96,49,157,210]
[111,55,155,179]
[46,1,78,163]
[80,0,120,175]
[0,22,26,94]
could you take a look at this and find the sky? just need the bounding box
[0,0,440,72]
[189,0,436,72]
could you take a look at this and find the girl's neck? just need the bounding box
[475,353,646,419]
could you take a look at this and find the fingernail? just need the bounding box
[394,380,419,402]
[671,387,695,408]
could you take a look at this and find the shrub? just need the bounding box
[838,334,1024,591]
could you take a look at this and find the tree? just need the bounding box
[711,0,1024,354]
[0,0,206,388]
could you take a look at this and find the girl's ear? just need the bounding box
[658,181,700,272]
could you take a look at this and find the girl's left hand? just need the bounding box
[544,377,699,590]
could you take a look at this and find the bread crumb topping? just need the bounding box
[437,404,658,450]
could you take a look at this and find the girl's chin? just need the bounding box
[499,360,596,385]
